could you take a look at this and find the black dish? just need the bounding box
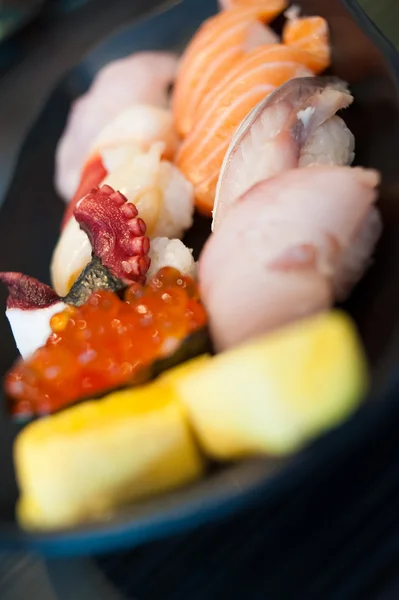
[0,0,399,556]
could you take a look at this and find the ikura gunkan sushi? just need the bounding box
[5,270,208,419]
[1,1,383,530]
[2,185,207,418]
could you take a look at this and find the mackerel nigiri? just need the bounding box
[213,77,355,230]
[199,166,381,351]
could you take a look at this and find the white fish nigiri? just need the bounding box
[51,144,194,297]
[55,51,178,201]
[213,77,355,231]
[200,166,381,351]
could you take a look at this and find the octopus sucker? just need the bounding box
[73,185,151,286]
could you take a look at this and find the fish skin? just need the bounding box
[212,77,354,230]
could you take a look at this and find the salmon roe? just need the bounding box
[5,268,207,417]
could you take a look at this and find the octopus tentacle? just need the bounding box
[74,185,151,284]
[0,273,60,309]
[0,187,152,358]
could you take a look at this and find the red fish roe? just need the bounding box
[5,268,207,417]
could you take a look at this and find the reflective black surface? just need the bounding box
[0,0,399,561]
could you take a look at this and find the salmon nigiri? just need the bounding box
[199,166,381,351]
[213,77,355,230]
[172,2,288,139]
[176,13,330,216]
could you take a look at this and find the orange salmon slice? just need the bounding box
[177,63,310,215]
[283,15,330,73]
[175,15,330,216]
[172,2,288,138]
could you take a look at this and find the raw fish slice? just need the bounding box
[333,208,382,300]
[176,16,330,215]
[218,0,282,8]
[55,52,178,201]
[283,13,330,74]
[172,2,287,138]
[89,104,178,160]
[213,77,354,230]
[199,166,381,350]
[192,12,330,130]
[176,57,311,214]
[192,42,327,130]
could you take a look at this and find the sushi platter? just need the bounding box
[0,0,399,559]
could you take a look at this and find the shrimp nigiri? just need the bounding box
[175,15,331,216]
[55,51,178,201]
[213,77,355,230]
[199,166,381,351]
[51,144,194,297]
